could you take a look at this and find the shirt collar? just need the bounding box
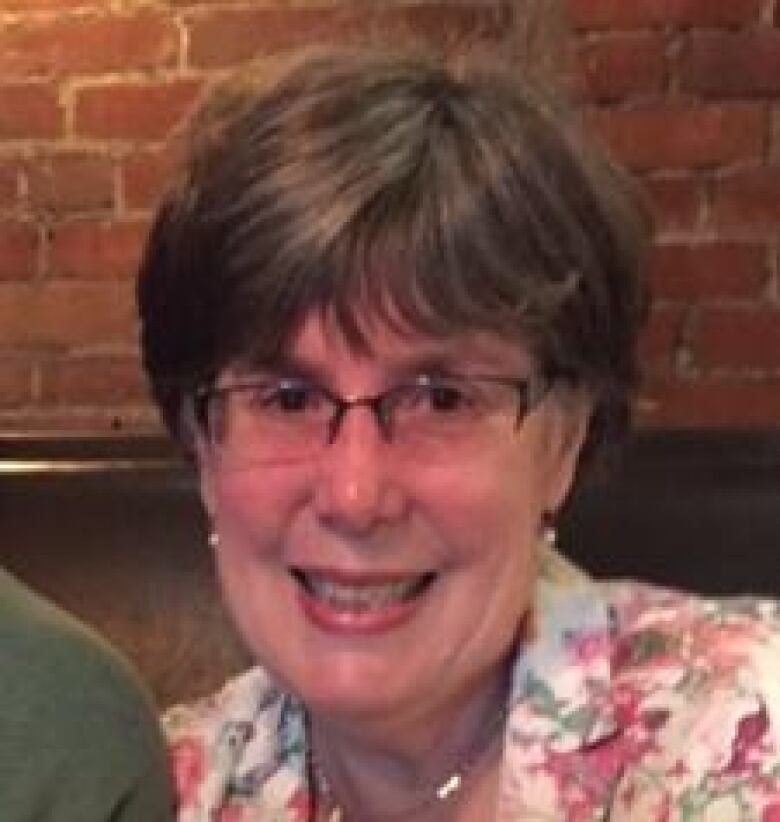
[507,547,618,754]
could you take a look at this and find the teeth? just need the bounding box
[300,573,430,611]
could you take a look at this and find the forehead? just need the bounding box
[280,310,535,376]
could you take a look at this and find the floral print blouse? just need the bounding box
[164,550,780,821]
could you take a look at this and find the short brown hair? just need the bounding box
[138,47,651,471]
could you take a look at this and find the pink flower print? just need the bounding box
[617,780,672,820]
[642,708,671,732]
[168,737,205,808]
[586,736,641,783]
[612,683,643,727]
[563,796,595,822]
[613,629,677,671]
[217,805,244,822]
[665,758,688,779]
[762,802,780,822]
[685,619,757,680]
[568,629,610,665]
[287,787,314,821]
[723,706,768,775]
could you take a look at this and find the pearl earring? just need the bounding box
[541,515,557,550]
[208,532,220,548]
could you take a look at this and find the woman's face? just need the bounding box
[197,311,588,728]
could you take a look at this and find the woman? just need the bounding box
[138,49,780,821]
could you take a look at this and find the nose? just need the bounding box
[313,404,405,535]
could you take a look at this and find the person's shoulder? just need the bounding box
[602,578,780,678]
[603,579,780,723]
[600,578,780,818]
[0,569,173,820]
[0,569,152,714]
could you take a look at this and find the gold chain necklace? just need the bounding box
[308,706,506,822]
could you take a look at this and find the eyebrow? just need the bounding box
[241,351,471,384]
[241,356,324,382]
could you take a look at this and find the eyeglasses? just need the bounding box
[194,372,550,466]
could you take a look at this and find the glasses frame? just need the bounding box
[193,371,551,452]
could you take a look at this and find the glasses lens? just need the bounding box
[389,376,524,446]
[208,380,332,465]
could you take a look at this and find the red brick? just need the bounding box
[50,219,148,280]
[40,355,148,404]
[0,162,20,208]
[186,5,503,68]
[122,146,179,211]
[0,12,177,78]
[576,32,667,102]
[643,175,703,233]
[692,306,780,370]
[773,108,780,164]
[74,80,203,140]
[370,4,505,51]
[649,242,769,301]
[638,376,780,427]
[588,104,766,172]
[187,8,349,67]
[0,220,39,281]
[0,281,135,347]
[567,0,763,29]
[0,359,33,407]
[0,83,62,139]
[712,168,780,233]
[680,30,780,99]
[0,1,112,8]
[638,304,687,374]
[27,152,114,214]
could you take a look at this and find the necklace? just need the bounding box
[307,705,506,822]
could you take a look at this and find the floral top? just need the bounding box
[164,550,780,821]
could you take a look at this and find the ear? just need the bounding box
[181,396,218,519]
[194,434,218,520]
[540,387,592,515]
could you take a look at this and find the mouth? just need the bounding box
[292,569,436,613]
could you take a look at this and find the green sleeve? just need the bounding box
[0,570,174,821]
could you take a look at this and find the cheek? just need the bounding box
[205,466,303,551]
[419,446,547,554]
[203,471,302,662]
[423,459,542,671]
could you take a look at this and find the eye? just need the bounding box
[244,380,323,413]
[275,383,314,412]
[426,381,471,412]
[397,376,477,414]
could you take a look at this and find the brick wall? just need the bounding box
[0,0,778,433]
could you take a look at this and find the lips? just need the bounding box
[294,570,434,610]
[291,568,436,633]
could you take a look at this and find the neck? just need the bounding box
[307,661,511,821]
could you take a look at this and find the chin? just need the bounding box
[284,650,430,721]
